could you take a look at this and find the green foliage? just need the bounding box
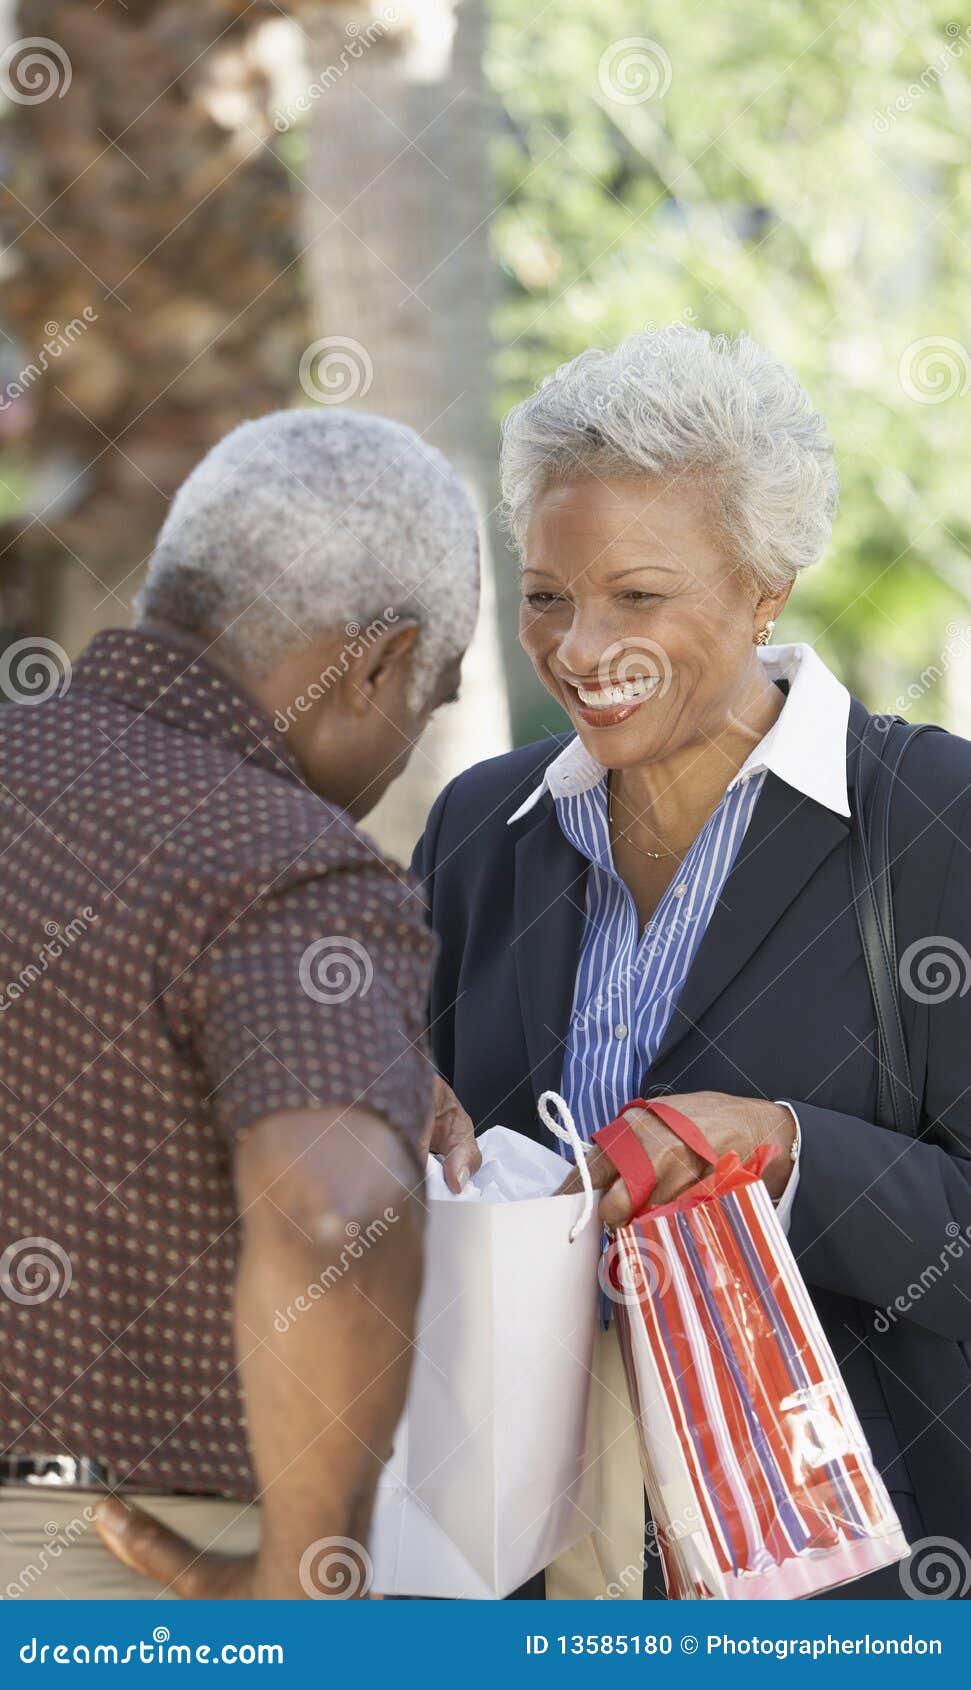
[488,0,971,728]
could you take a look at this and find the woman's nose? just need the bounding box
[554,609,613,680]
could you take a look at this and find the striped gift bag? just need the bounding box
[593,1100,910,1600]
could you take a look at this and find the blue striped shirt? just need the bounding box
[555,769,766,1140]
[508,644,853,1189]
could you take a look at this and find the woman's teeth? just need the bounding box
[575,675,660,709]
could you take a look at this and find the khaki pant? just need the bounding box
[545,1325,646,1601]
[0,1492,260,1600]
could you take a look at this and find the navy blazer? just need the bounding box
[413,694,971,1592]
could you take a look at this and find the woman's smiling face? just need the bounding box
[519,472,776,769]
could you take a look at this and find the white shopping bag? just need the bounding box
[370,1096,602,1599]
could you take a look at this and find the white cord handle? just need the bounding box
[537,1089,595,1242]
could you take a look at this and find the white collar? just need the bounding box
[507,642,851,824]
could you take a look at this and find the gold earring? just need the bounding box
[756,620,775,647]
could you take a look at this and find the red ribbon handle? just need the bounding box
[592,1098,721,1219]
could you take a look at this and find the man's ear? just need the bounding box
[347,621,420,715]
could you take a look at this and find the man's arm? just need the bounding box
[96,1102,423,1597]
[95,853,437,1598]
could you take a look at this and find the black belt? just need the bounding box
[0,1456,116,1489]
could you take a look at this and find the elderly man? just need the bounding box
[0,408,480,1599]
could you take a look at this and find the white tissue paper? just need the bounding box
[423,1125,570,1204]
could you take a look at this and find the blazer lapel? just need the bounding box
[650,769,852,1074]
[513,799,589,1104]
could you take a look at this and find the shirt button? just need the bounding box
[614,1023,629,1040]
[673,882,689,897]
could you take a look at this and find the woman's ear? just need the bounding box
[754,581,794,638]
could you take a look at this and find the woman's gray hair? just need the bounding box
[135,408,480,705]
[500,326,838,593]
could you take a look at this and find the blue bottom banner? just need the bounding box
[1,1599,967,1686]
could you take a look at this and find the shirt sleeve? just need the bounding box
[180,862,436,1168]
[773,1100,801,1234]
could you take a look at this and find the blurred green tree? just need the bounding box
[489,0,971,741]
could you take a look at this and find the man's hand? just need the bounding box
[423,1073,482,1193]
[97,1104,423,1598]
[94,1499,260,1599]
[558,1091,795,1228]
[93,1496,374,1599]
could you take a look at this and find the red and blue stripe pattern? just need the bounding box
[596,1105,909,1599]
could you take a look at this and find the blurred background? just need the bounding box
[0,0,969,855]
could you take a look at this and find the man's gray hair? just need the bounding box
[135,408,480,704]
[500,326,838,593]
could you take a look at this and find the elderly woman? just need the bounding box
[415,327,971,1600]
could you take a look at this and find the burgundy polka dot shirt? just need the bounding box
[0,629,434,1499]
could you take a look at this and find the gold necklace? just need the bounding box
[607,788,689,862]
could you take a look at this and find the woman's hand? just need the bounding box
[558,1091,796,1227]
[422,1074,482,1193]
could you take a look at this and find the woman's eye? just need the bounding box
[620,590,658,603]
[523,592,562,608]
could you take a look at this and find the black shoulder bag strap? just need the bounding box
[849,714,943,1137]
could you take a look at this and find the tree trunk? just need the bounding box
[299,0,510,858]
